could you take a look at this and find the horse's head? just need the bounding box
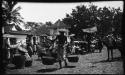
[102,34,122,48]
[115,36,122,47]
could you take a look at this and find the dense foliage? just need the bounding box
[62,4,123,38]
[2,0,24,31]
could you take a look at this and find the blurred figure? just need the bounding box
[72,43,76,54]
[33,36,37,55]
[26,36,33,57]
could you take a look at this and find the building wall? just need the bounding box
[13,35,27,46]
[4,34,27,46]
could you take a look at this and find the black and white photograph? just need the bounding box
[1,0,124,74]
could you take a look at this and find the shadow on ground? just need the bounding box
[37,68,58,73]
[81,51,98,55]
[36,65,76,73]
[63,65,76,68]
[7,66,17,70]
[92,57,123,64]
[7,64,24,70]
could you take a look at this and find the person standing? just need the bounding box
[26,35,33,57]
[33,36,37,55]
[52,31,68,69]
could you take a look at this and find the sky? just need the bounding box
[14,1,123,24]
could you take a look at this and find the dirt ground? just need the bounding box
[6,46,124,74]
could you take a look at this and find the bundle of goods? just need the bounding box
[25,60,32,67]
[41,56,56,65]
[24,53,32,67]
[67,55,79,63]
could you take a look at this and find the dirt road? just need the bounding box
[6,46,124,74]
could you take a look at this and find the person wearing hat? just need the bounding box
[52,31,68,69]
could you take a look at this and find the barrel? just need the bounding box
[13,54,26,68]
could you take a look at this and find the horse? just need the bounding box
[102,34,123,61]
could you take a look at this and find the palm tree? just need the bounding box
[2,0,24,31]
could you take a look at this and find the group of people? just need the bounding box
[3,30,105,70]
[2,31,122,74]
[2,31,69,70]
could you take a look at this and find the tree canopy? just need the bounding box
[2,0,24,31]
[62,4,123,38]
[25,22,42,30]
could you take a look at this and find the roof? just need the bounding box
[4,25,50,36]
[3,34,28,38]
[47,19,71,29]
[32,25,50,36]
[4,30,32,35]
[57,29,69,32]
[3,25,32,35]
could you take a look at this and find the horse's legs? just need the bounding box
[98,46,101,53]
[99,44,103,53]
[111,49,113,60]
[99,48,101,53]
[100,46,103,53]
[119,48,124,60]
[107,48,110,61]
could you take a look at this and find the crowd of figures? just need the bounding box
[2,32,123,73]
[34,32,123,62]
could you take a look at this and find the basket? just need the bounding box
[25,60,32,67]
[41,56,56,65]
[12,55,26,68]
[51,52,58,59]
[67,55,79,63]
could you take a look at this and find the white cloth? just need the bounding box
[18,46,28,53]
[25,53,31,61]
